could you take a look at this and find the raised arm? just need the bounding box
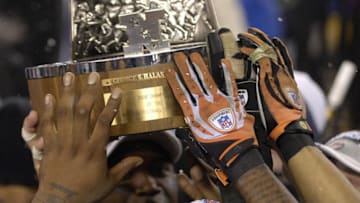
[236,27,360,203]
[166,51,297,203]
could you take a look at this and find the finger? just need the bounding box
[165,68,194,119]
[23,110,38,132]
[38,94,57,151]
[238,34,277,64]
[56,72,76,137]
[237,32,265,57]
[110,156,143,186]
[207,31,226,93]
[31,145,44,161]
[90,88,122,148]
[73,72,102,142]
[178,170,204,200]
[189,52,218,96]
[248,27,275,47]
[248,27,286,67]
[22,111,39,142]
[28,136,44,159]
[173,52,205,97]
[221,59,238,100]
[220,59,244,128]
[219,28,247,80]
[190,165,221,201]
[31,137,44,176]
[22,127,38,142]
[272,37,294,78]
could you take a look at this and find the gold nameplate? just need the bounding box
[25,59,186,136]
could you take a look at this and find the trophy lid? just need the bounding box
[71,0,218,60]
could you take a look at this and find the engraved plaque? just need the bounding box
[25,58,186,136]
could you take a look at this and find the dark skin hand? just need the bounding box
[32,72,143,203]
[177,151,221,201]
[178,164,221,201]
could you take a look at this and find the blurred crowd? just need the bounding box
[0,0,359,202]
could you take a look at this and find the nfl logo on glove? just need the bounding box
[209,108,235,132]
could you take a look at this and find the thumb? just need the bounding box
[109,156,143,185]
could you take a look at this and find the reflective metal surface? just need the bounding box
[71,0,217,60]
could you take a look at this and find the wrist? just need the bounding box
[224,147,264,185]
[277,133,314,162]
[33,182,85,203]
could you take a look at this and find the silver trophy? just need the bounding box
[71,0,218,60]
[25,0,220,136]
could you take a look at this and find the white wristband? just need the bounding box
[31,146,43,160]
[21,128,37,142]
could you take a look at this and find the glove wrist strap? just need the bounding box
[221,147,264,186]
[277,133,314,161]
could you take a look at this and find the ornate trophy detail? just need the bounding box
[72,0,216,59]
[26,0,218,136]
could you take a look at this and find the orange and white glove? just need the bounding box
[214,28,273,167]
[166,52,263,186]
[237,28,314,160]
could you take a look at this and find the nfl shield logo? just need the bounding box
[217,115,233,130]
[208,108,235,132]
[238,89,248,106]
[286,88,301,108]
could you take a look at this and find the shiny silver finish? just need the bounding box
[25,63,69,80]
[25,45,206,79]
[71,0,217,60]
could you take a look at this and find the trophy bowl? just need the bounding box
[71,0,218,60]
[25,0,218,136]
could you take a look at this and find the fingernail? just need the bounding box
[45,94,52,105]
[88,72,99,85]
[111,88,122,99]
[179,169,184,174]
[63,72,73,86]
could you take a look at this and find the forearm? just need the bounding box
[233,149,297,203]
[287,145,360,203]
[277,132,360,203]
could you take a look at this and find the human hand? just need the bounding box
[237,27,312,141]
[166,52,258,186]
[32,72,143,203]
[178,164,221,201]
